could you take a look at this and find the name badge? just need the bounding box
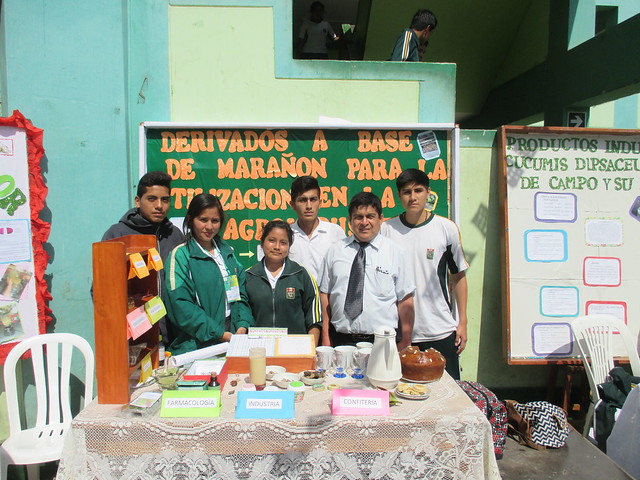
[235,391,295,419]
[160,390,221,417]
[331,389,390,416]
[225,274,241,302]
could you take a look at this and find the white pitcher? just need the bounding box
[366,326,402,390]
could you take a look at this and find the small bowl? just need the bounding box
[273,372,300,389]
[265,365,286,381]
[299,370,326,386]
[153,367,183,390]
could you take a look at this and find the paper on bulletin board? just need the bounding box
[0,126,38,347]
[501,128,640,362]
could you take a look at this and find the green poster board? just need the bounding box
[142,124,455,268]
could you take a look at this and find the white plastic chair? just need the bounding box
[571,315,640,438]
[0,333,94,480]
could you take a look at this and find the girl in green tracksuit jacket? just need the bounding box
[246,220,321,345]
[164,194,253,355]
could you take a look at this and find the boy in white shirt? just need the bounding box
[298,1,339,59]
[288,176,345,280]
[381,169,469,379]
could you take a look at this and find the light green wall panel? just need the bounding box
[590,100,615,127]
[569,0,640,48]
[363,0,535,118]
[457,133,549,386]
[169,6,420,123]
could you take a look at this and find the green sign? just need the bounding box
[145,126,451,267]
[160,389,222,417]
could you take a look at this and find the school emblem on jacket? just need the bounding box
[286,287,296,300]
[426,249,435,260]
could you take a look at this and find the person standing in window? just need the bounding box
[298,1,339,59]
[389,9,437,62]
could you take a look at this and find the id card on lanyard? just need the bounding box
[224,274,241,303]
[211,241,241,303]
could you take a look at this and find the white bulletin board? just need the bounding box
[498,126,640,364]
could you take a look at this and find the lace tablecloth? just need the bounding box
[57,373,501,479]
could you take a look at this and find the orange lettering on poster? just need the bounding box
[274,130,289,152]
[357,130,413,153]
[172,188,186,209]
[161,132,175,152]
[381,186,396,208]
[429,158,448,180]
[175,131,190,153]
[312,130,328,152]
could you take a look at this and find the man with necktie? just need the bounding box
[318,192,415,348]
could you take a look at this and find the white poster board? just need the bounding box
[499,126,640,363]
[0,126,38,346]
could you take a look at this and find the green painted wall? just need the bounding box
[0,0,132,464]
[457,131,548,386]
[169,7,419,123]
[165,1,455,124]
[492,1,549,87]
[363,0,546,118]
[569,0,640,48]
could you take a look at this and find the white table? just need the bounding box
[57,372,501,479]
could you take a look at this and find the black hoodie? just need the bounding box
[100,208,185,344]
[101,208,185,261]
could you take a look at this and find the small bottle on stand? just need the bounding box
[208,373,220,390]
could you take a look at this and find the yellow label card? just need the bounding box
[140,352,153,383]
[147,247,164,271]
[129,252,150,279]
[144,296,167,325]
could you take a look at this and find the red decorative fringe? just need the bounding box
[0,110,50,364]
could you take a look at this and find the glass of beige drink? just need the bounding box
[249,347,266,390]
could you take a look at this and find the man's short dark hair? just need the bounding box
[410,9,437,31]
[396,168,430,192]
[290,175,320,202]
[348,191,382,217]
[137,171,172,197]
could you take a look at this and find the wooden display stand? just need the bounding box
[92,235,160,404]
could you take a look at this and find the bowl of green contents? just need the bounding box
[153,366,183,390]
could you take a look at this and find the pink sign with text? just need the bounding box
[331,389,390,416]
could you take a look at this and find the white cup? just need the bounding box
[335,345,357,371]
[315,346,334,371]
[356,341,373,350]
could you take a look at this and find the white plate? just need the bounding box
[394,383,430,400]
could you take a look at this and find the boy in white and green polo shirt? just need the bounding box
[381,168,468,379]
